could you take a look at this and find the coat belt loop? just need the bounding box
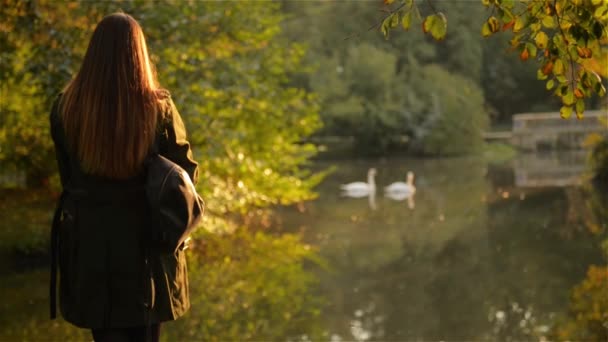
[50,191,66,319]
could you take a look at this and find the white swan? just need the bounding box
[384,171,416,197]
[340,168,376,198]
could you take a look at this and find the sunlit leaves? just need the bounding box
[1,1,325,224]
[476,0,608,117]
[553,265,608,340]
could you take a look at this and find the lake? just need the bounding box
[0,152,605,341]
[274,153,606,341]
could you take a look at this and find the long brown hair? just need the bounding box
[60,13,161,179]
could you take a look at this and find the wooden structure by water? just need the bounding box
[511,110,607,151]
[513,151,586,188]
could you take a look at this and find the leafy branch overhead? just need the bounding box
[381,0,608,119]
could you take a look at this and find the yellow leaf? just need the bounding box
[535,31,549,49]
[553,59,565,75]
[422,13,447,41]
[581,50,608,76]
[542,16,555,28]
[514,16,525,32]
[482,22,493,37]
[560,106,572,119]
[576,99,585,118]
[402,11,412,31]
[488,16,500,33]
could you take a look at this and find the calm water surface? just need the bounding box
[276,154,604,341]
[0,153,604,341]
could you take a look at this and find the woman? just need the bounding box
[49,13,198,341]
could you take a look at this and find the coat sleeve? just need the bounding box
[49,95,71,187]
[161,98,199,185]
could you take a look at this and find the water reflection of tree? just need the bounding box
[166,229,325,341]
[297,158,605,341]
[300,158,493,340]
[551,177,608,341]
[0,230,325,341]
[484,185,605,341]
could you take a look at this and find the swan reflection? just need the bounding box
[341,168,377,210]
[384,171,416,209]
[384,191,415,209]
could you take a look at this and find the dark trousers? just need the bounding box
[91,324,160,342]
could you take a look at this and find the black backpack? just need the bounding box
[144,153,204,253]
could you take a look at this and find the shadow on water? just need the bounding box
[0,152,606,340]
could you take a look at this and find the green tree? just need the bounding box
[283,1,490,156]
[406,64,489,156]
[380,0,608,118]
[311,43,409,154]
[0,1,323,226]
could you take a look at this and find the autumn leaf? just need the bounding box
[542,61,554,75]
[576,99,585,119]
[402,11,412,31]
[487,16,500,33]
[535,31,549,49]
[576,46,593,59]
[553,59,565,75]
[502,20,515,31]
[560,105,573,119]
[422,13,447,41]
[513,16,525,32]
[520,47,529,61]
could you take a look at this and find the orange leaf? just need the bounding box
[576,46,592,59]
[542,61,554,75]
[502,20,515,31]
[574,88,584,99]
[520,48,529,61]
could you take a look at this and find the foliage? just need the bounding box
[380,0,608,119]
[0,188,55,256]
[167,229,325,341]
[481,31,557,121]
[552,265,608,341]
[0,1,324,226]
[585,116,608,182]
[310,43,409,154]
[283,1,490,156]
[405,65,489,156]
[483,142,518,164]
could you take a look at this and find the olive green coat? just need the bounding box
[50,93,198,329]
